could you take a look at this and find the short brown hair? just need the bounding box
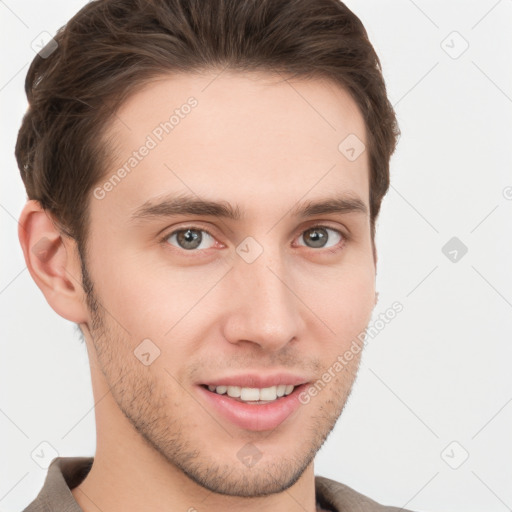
[15,0,399,256]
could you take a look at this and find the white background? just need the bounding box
[1,1,511,511]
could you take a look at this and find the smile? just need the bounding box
[205,384,296,403]
[197,380,308,431]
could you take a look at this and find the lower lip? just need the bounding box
[196,384,306,432]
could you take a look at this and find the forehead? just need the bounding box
[94,70,369,225]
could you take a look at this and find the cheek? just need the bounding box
[88,247,228,341]
[299,261,375,347]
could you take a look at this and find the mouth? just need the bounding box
[196,378,309,432]
[202,384,297,404]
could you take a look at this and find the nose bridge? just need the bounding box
[226,242,301,350]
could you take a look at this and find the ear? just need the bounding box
[18,200,89,323]
[372,237,378,272]
[372,240,378,304]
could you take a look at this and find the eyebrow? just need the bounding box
[130,192,368,223]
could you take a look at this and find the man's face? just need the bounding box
[81,70,376,496]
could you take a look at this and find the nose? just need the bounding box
[221,248,304,353]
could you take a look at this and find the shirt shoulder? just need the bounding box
[21,457,93,512]
[315,475,417,512]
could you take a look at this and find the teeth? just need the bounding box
[240,388,260,401]
[260,386,277,401]
[208,384,296,401]
[227,386,241,398]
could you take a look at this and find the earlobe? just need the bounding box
[18,200,89,323]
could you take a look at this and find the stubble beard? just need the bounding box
[79,257,362,497]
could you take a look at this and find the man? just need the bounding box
[16,0,407,510]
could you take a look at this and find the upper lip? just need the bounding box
[200,373,310,389]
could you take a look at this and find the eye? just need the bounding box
[296,225,344,250]
[165,228,216,251]
[161,224,346,254]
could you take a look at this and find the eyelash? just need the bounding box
[159,223,349,255]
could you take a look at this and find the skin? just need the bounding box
[19,70,377,512]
